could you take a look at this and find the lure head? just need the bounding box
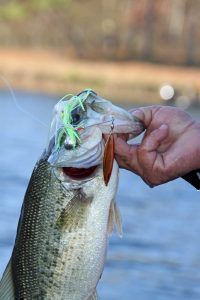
[47,89,144,185]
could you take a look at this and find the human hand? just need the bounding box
[115,105,200,187]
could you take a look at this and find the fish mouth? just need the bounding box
[62,165,98,180]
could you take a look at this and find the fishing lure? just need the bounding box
[55,89,93,149]
[103,117,115,186]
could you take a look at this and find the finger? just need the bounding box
[138,124,169,174]
[114,136,141,174]
[115,154,131,170]
[141,124,169,152]
[115,133,129,141]
[115,153,140,176]
[114,136,136,158]
[130,106,162,129]
[104,133,129,143]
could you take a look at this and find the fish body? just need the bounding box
[0,90,143,299]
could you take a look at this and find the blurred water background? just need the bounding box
[1,1,200,299]
[0,90,200,300]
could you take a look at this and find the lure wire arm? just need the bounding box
[110,116,115,132]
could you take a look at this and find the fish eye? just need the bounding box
[71,105,86,125]
[71,113,80,125]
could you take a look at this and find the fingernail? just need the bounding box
[131,109,143,117]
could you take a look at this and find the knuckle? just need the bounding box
[145,178,159,187]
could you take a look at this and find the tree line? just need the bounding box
[0,0,199,65]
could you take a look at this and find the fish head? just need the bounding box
[47,89,144,186]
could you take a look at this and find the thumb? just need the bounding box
[114,136,136,158]
[114,136,140,172]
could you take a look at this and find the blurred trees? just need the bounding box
[0,0,200,65]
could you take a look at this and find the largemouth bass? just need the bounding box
[0,89,143,300]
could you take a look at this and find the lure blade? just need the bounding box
[103,134,115,186]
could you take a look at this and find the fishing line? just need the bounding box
[85,119,114,129]
[0,75,48,128]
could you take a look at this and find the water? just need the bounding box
[0,90,200,299]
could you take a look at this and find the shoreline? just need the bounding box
[0,48,200,105]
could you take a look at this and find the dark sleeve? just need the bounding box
[182,169,200,190]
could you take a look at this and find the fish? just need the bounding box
[0,89,144,300]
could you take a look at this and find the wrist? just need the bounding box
[183,120,200,171]
[193,120,200,169]
[181,120,200,189]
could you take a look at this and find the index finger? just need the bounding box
[130,106,162,129]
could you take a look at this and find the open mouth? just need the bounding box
[62,166,97,180]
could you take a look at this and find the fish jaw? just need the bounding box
[99,114,144,136]
[85,93,144,136]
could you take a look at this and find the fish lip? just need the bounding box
[131,121,145,137]
[133,116,145,132]
[49,140,103,169]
